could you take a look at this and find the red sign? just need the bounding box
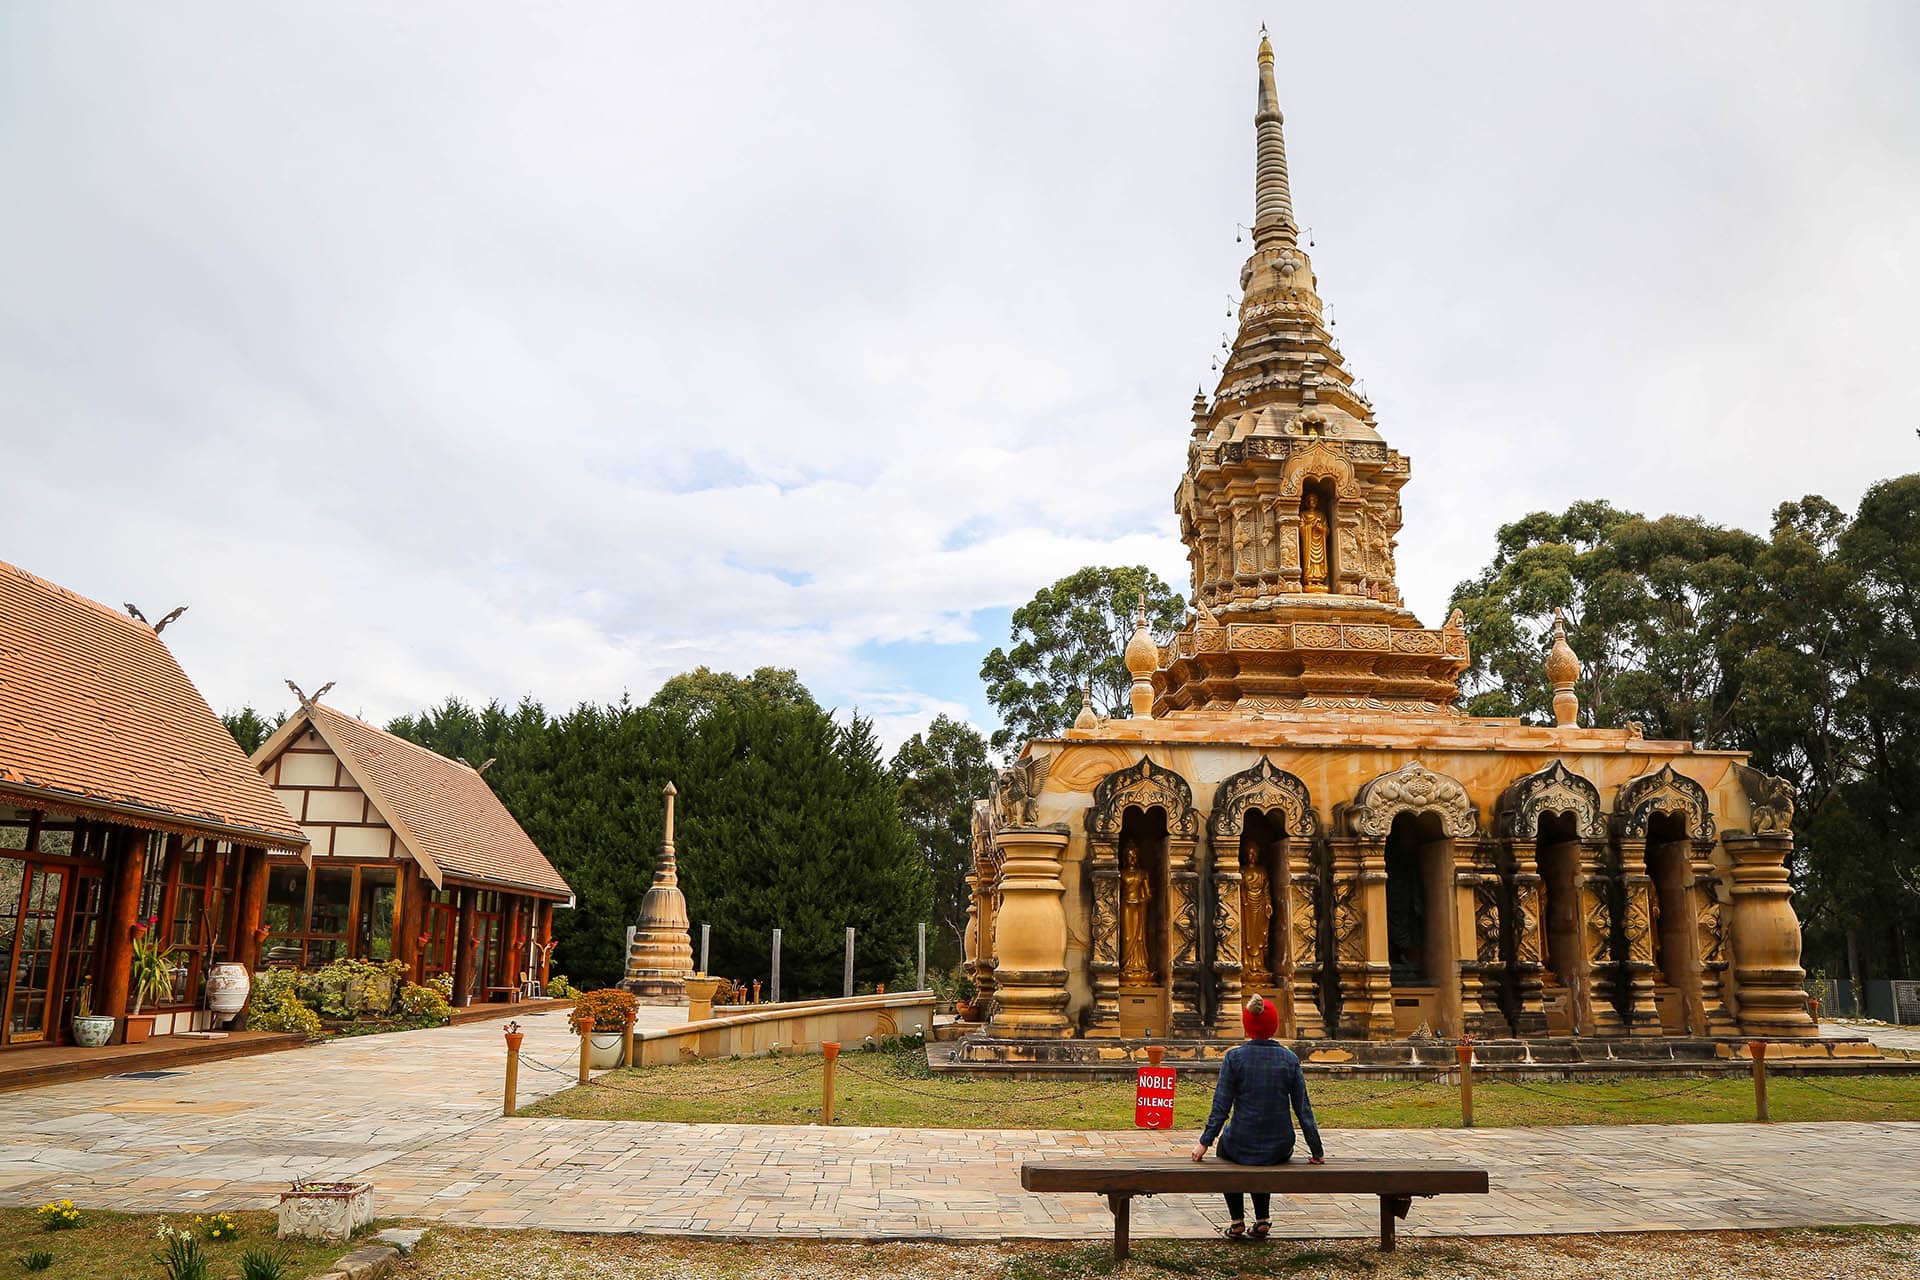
[1135,1064,1177,1129]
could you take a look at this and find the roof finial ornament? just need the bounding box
[1073,681,1098,731]
[1124,592,1158,720]
[124,603,188,634]
[284,679,336,710]
[1547,608,1582,728]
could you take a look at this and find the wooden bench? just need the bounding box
[481,985,521,1004]
[1020,1159,1489,1259]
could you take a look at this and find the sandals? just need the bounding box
[1250,1219,1272,1241]
[1222,1221,1247,1241]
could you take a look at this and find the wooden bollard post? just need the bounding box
[577,1013,595,1085]
[1750,1039,1769,1122]
[503,1021,523,1117]
[822,1042,840,1125]
[1457,1040,1475,1129]
[622,1015,636,1070]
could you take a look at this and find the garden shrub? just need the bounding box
[246,969,323,1036]
[547,973,578,998]
[396,981,451,1027]
[570,987,637,1032]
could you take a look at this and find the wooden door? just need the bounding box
[1,860,70,1045]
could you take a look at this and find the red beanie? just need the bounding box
[1242,994,1280,1040]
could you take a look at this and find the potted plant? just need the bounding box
[70,982,115,1048]
[570,988,638,1068]
[952,971,981,1023]
[126,931,179,1044]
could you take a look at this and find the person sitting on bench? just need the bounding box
[1189,993,1325,1240]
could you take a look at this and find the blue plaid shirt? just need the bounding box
[1199,1039,1323,1165]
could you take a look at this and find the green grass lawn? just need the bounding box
[0,1207,376,1280]
[516,1044,1920,1129]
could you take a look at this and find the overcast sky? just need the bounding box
[3,3,1915,751]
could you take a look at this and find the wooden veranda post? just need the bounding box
[452,887,477,1008]
[99,828,148,1027]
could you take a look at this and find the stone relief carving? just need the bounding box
[1091,873,1119,968]
[1208,756,1318,840]
[1086,756,1200,842]
[1624,881,1655,965]
[1171,874,1201,967]
[1275,439,1361,499]
[1694,881,1727,967]
[1582,878,1612,968]
[990,754,1053,830]
[1343,761,1479,839]
[1514,882,1543,966]
[1498,760,1604,841]
[1473,879,1502,965]
[1290,877,1318,967]
[1332,876,1366,963]
[1614,764,1715,841]
[1212,888,1240,971]
[1733,764,1797,835]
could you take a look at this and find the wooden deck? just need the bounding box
[0,1029,305,1093]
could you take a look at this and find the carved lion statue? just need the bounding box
[1734,764,1797,835]
[990,754,1053,829]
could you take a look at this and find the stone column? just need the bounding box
[1458,841,1512,1037]
[1168,837,1206,1038]
[984,829,1073,1038]
[1575,841,1626,1035]
[1614,839,1662,1035]
[1286,853,1327,1038]
[1328,836,1392,1039]
[1209,860,1244,1038]
[1691,845,1739,1036]
[99,827,150,1025]
[974,874,998,1006]
[1501,840,1548,1037]
[1722,832,1817,1037]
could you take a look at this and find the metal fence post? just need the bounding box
[771,928,782,1004]
[917,922,927,991]
[844,926,855,998]
[699,923,710,976]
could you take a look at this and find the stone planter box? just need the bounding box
[278,1180,374,1242]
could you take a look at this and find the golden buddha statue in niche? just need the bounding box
[1241,848,1274,987]
[1120,845,1154,985]
[1301,492,1331,592]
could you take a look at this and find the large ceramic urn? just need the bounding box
[205,963,252,1021]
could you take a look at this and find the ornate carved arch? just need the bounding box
[1614,764,1715,841]
[1276,439,1361,500]
[1086,755,1199,842]
[1497,760,1603,841]
[1342,761,1478,839]
[1208,756,1318,841]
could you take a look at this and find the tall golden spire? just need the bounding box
[1253,28,1296,249]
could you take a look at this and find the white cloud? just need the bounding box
[2,2,1915,750]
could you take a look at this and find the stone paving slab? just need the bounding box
[4,1007,1918,1241]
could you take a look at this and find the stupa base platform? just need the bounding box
[947,1031,1887,1077]
[620,975,689,1005]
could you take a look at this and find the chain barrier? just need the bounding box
[1492,1073,1722,1108]
[835,1056,1118,1105]
[585,1056,821,1099]
[1787,1072,1920,1107]
[1308,1076,1450,1104]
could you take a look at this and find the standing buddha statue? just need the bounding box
[1301,492,1331,592]
[1241,849,1274,988]
[1120,845,1154,985]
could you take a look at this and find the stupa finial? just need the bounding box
[1073,681,1098,731]
[1253,29,1295,248]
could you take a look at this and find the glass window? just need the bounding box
[137,834,170,927]
[264,864,309,967]
[310,869,352,939]
[37,827,75,858]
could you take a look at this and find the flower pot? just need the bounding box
[953,1001,979,1022]
[277,1180,374,1243]
[71,1015,116,1048]
[588,1029,626,1069]
[123,1014,156,1045]
[205,963,251,1019]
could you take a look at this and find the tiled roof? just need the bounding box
[0,559,308,849]
[286,702,570,898]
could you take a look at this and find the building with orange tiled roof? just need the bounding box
[0,558,308,1051]
[250,699,572,1007]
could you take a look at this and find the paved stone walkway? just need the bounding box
[6,1009,1918,1241]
